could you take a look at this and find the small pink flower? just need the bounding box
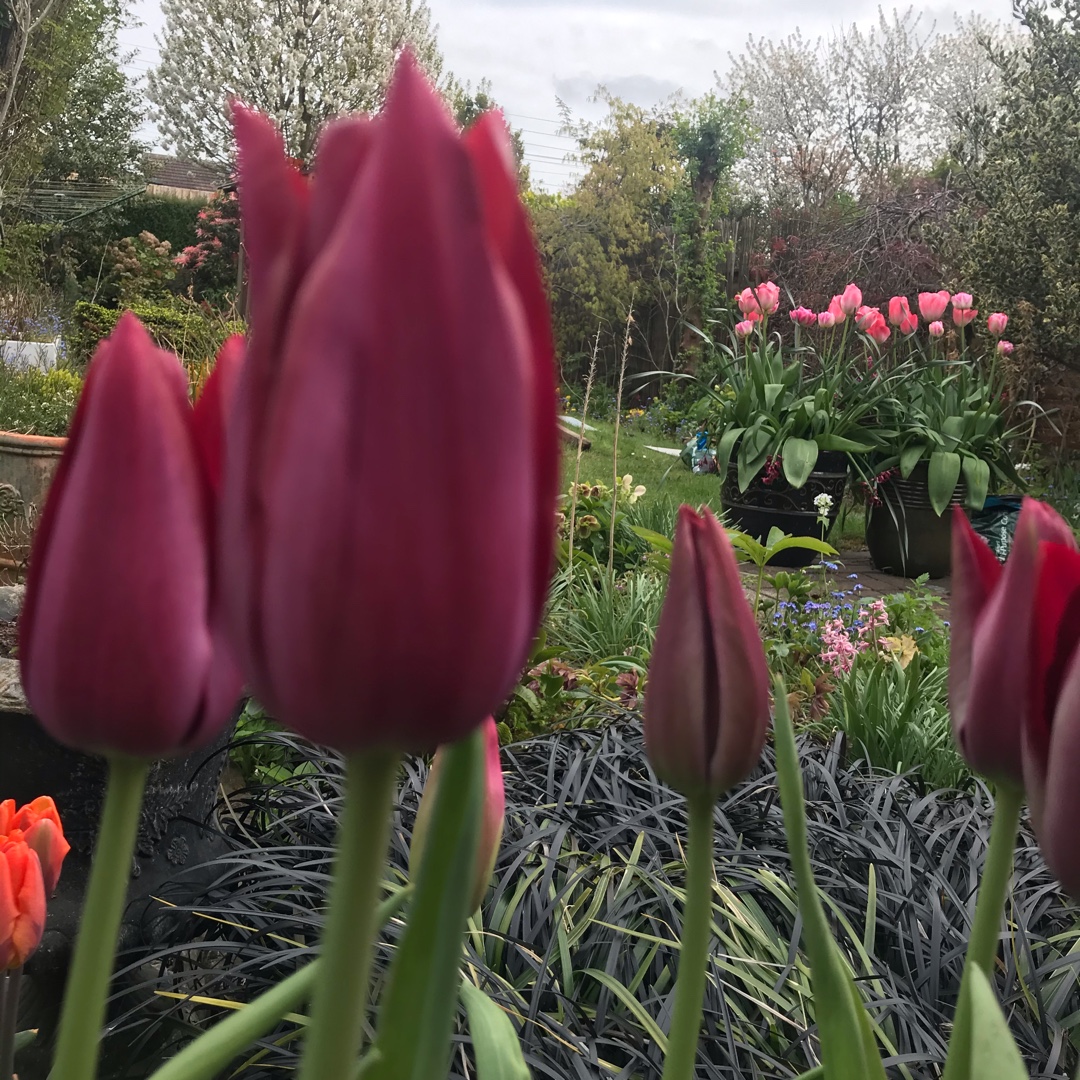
[734,320,756,339]
[952,291,974,309]
[888,295,912,327]
[929,320,945,338]
[997,340,1015,356]
[953,306,978,328]
[817,310,837,329]
[755,281,781,315]
[736,288,760,315]
[918,290,951,322]
[827,295,847,324]
[839,283,863,315]
[987,312,1009,337]
[789,305,816,328]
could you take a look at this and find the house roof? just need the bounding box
[145,154,228,192]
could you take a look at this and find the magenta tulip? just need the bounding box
[1025,541,1080,896]
[191,335,245,500]
[20,314,241,756]
[644,506,770,801]
[839,282,862,315]
[950,499,1076,786]
[789,306,816,328]
[754,281,780,315]
[918,290,951,322]
[220,54,559,753]
[987,312,1009,337]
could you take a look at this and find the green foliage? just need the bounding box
[557,477,650,575]
[0,366,81,436]
[116,197,202,254]
[173,192,240,304]
[98,232,176,306]
[952,0,1080,370]
[0,224,52,292]
[68,300,243,367]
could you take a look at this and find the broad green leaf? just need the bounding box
[781,437,820,488]
[629,526,673,553]
[815,435,872,453]
[763,383,785,410]
[941,416,965,451]
[899,442,926,479]
[927,451,962,516]
[716,426,745,473]
[768,537,838,557]
[961,457,990,510]
[460,978,531,1080]
[765,526,786,549]
[727,531,767,565]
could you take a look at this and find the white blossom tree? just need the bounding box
[148,0,446,164]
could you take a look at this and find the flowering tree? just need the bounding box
[174,191,240,304]
[148,0,446,163]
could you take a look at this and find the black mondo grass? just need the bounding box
[105,721,1080,1080]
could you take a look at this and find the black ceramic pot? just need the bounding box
[0,658,236,1078]
[864,462,963,578]
[721,450,848,568]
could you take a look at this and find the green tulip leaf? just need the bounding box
[962,457,990,511]
[927,451,962,516]
[965,965,1028,1080]
[629,526,673,554]
[727,530,767,566]
[460,978,531,1080]
[941,416,966,451]
[716,426,744,473]
[768,537,838,557]
[900,442,927,479]
[781,437,820,489]
[815,435,872,453]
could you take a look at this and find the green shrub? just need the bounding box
[0,223,52,292]
[0,366,82,436]
[115,196,202,253]
[68,300,243,367]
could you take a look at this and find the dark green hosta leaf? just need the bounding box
[781,437,819,488]
[928,451,962,516]
[900,442,927,479]
[961,457,990,510]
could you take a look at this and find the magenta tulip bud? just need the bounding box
[950,499,1075,786]
[644,506,770,801]
[790,306,816,328]
[928,320,945,338]
[1025,541,1080,897]
[918,290,951,322]
[411,716,505,912]
[997,340,1015,357]
[20,314,241,756]
[754,281,780,315]
[987,312,1009,337]
[191,335,245,501]
[220,54,559,753]
[839,282,862,315]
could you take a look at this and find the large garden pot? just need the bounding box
[0,431,66,581]
[721,450,848,567]
[864,462,963,579]
[0,656,236,1077]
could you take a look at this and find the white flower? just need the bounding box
[813,493,834,513]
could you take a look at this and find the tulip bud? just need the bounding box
[918,290,951,322]
[950,499,1076,786]
[997,340,1015,357]
[827,295,847,323]
[644,506,770,801]
[953,306,978,328]
[411,717,504,913]
[951,291,974,309]
[928,320,945,338]
[754,281,780,315]
[191,335,245,499]
[865,314,891,345]
[854,305,878,330]
[9,796,69,896]
[20,314,242,757]
[734,319,756,339]
[0,839,44,970]
[987,312,1009,337]
[888,295,911,327]
[1025,540,1080,896]
[839,282,862,315]
[817,311,836,329]
[899,310,919,335]
[736,287,760,315]
[790,306,816,328]
[221,55,558,752]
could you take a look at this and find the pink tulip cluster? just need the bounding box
[20,55,560,760]
[952,501,1080,896]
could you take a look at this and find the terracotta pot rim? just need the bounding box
[0,429,68,450]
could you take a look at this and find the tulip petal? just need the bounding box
[21,315,219,755]
[252,54,537,750]
[192,335,245,499]
[463,110,559,640]
[310,117,373,255]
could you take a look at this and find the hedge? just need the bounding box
[115,196,203,253]
[69,301,244,368]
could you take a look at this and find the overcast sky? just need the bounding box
[123,0,1017,190]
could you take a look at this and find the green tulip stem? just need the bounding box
[296,748,400,1080]
[660,792,715,1080]
[0,965,23,1079]
[965,782,1024,977]
[51,755,149,1080]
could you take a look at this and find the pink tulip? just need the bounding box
[950,500,1076,786]
[754,281,781,315]
[644,506,770,801]
[736,287,760,316]
[412,716,505,912]
[918,290,951,322]
[20,314,241,756]
[899,311,919,335]
[865,314,891,345]
[987,312,1009,337]
[951,291,974,309]
[789,306,816,328]
[1025,541,1080,896]
[839,282,862,315]
[928,320,945,338]
[953,306,978,328]
[827,295,847,324]
[220,55,559,753]
[888,295,912,327]
[191,335,245,500]
[817,311,836,329]
[734,319,756,339]
[997,340,1015,356]
[854,305,877,330]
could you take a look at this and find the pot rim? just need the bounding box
[0,429,68,450]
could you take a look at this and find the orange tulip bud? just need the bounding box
[0,840,45,970]
[11,796,69,896]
